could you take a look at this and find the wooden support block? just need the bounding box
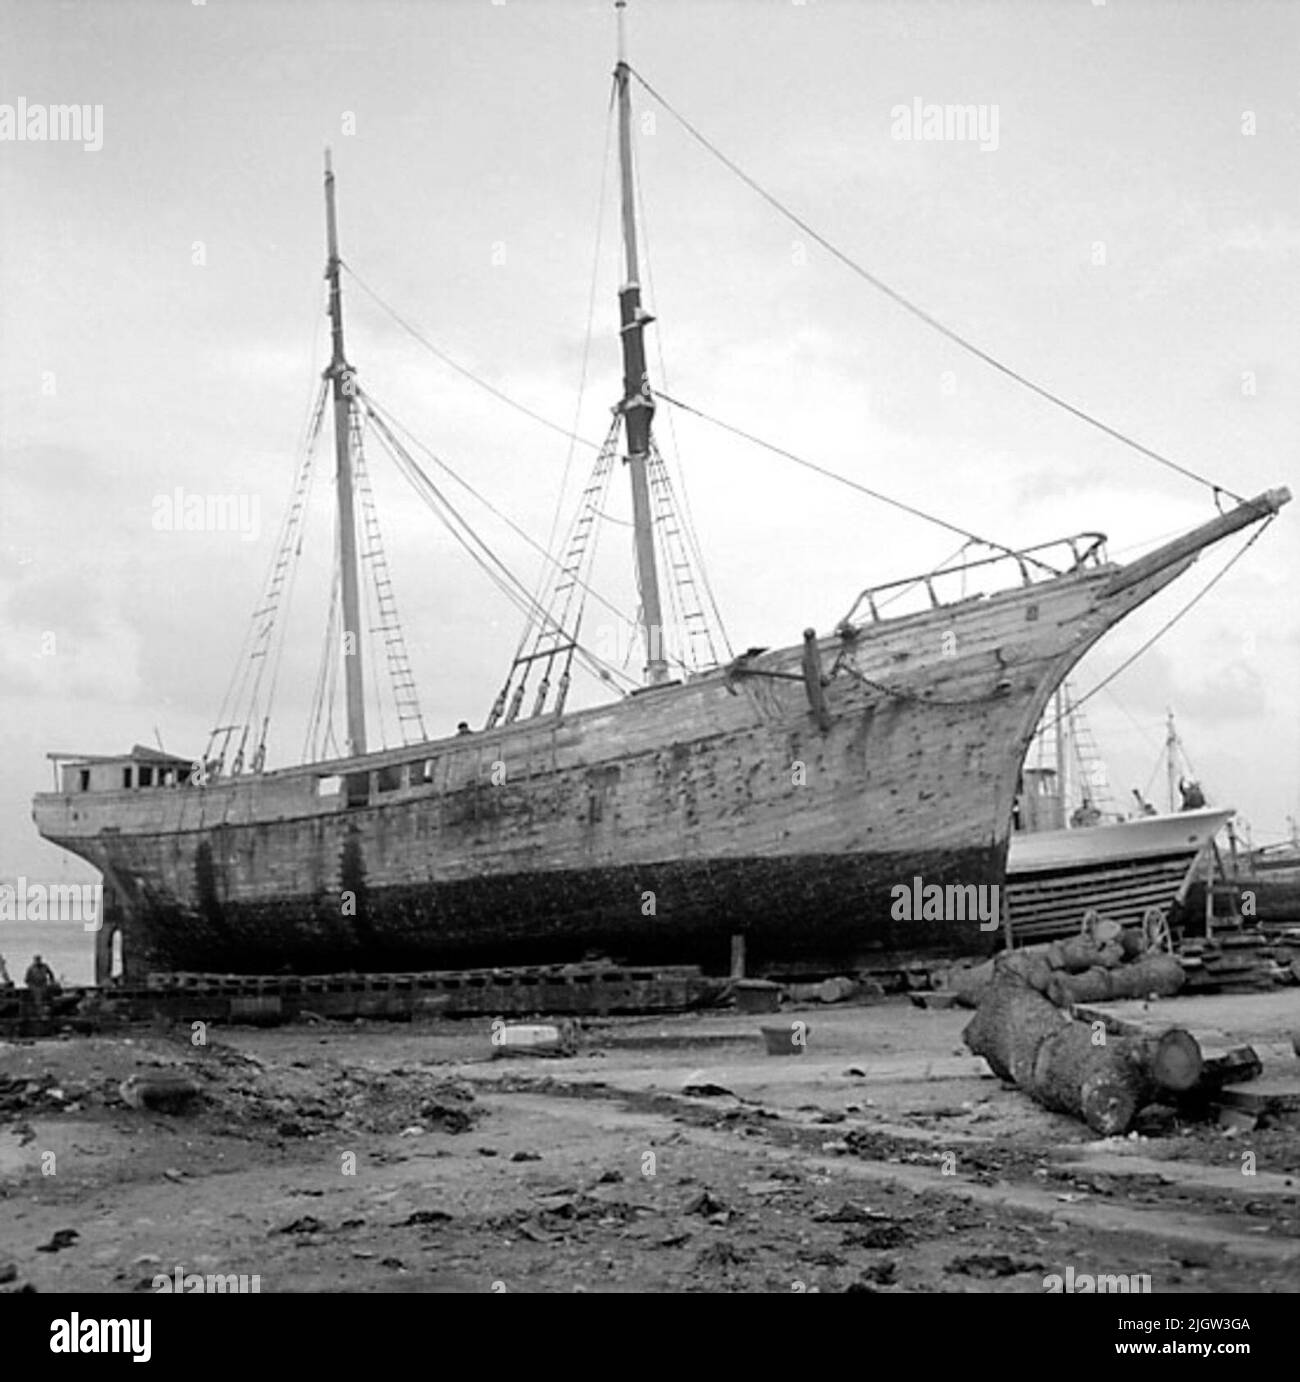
[1216,1077,1300,1115]
[1199,1045,1263,1088]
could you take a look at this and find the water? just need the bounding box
[0,917,96,988]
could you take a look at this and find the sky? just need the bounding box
[1,0,1297,892]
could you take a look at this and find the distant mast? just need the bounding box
[614,0,669,685]
[1166,708,1178,813]
[1054,687,1068,819]
[324,149,367,757]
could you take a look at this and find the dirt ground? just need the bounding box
[1,994,1297,1294]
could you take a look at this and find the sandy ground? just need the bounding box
[1,994,1297,1294]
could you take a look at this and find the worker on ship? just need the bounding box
[1178,777,1207,811]
[0,953,12,988]
[25,954,58,1000]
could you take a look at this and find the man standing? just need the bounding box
[0,953,12,987]
[25,954,56,991]
[25,954,58,1016]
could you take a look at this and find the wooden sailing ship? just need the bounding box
[32,6,1291,982]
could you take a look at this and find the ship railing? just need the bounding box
[839,532,1108,628]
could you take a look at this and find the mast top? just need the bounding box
[615,0,628,69]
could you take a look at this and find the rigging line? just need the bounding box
[341,262,601,454]
[513,91,617,669]
[655,388,1056,568]
[1038,517,1275,734]
[257,392,329,765]
[347,258,1047,573]
[1100,684,1160,752]
[304,564,341,764]
[628,66,1244,507]
[361,401,641,691]
[208,379,329,758]
[630,108,733,661]
[358,388,675,673]
[320,511,344,762]
[354,429,391,751]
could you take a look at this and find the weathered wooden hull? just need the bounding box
[31,564,1185,978]
[89,846,1002,976]
[34,487,1292,979]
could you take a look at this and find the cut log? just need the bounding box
[1045,954,1184,1007]
[961,977,1071,1085]
[963,976,1204,1135]
[951,958,998,1009]
[1028,1021,1148,1135]
[1044,936,1124,974]
[994,948,1057,995]
[954,943,1178,1011]
[1118,927,1147,962]
[1134,1029,1203,1092]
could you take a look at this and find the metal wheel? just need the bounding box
[1143,906,1172,954]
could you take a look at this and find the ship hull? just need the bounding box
[1005,807,1233,943]
[71,845,1002,975]
[35,538,1217,980]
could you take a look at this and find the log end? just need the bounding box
[1147,1029,1203,1093]
[1080,1074,1141,1137]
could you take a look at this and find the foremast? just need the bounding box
[615,0,669,686]
[324,150,368,756]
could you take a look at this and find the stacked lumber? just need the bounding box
[1179,933,1276,994]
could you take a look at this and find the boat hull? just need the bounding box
[72,844,1004,976]
[1005,807,1233,942]
[31,532,1226,979]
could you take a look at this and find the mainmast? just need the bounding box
[324,149,368,757]
[614,0,669,686]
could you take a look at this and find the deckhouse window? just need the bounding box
[138,766,154,787]
[122,767,133,789]
[78,769,90,792]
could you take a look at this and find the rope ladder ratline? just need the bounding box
[206,375,330,774]
[488,416,624,728]
[357,389,644,695]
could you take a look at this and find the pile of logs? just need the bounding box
[959,929,1200,1136]
[954,932,1184,1011]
